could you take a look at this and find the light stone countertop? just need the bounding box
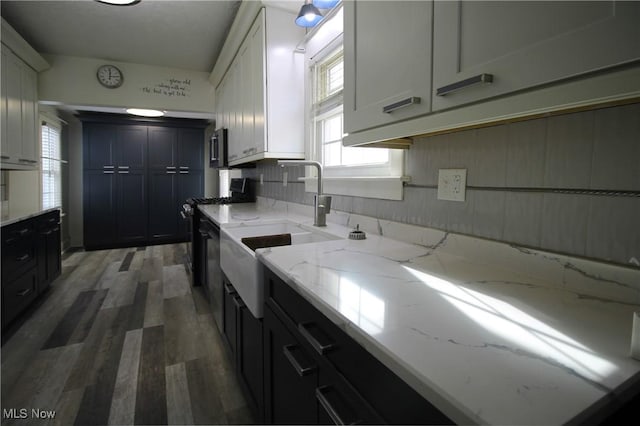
[200,198,640,425]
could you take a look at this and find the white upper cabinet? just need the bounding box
[216,7,304,166]
[1,44,39,169]
[344,0,433,135]
[432,0,640,110]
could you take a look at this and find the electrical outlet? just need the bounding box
[283,171,288,187]
[260,174,264,185]
[437,169,466,202]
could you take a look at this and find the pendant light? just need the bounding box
[295,0,323,28]
[313,0,340,9]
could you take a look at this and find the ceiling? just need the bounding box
[0,0,244,73]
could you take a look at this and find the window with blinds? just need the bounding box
[41,121,62,209]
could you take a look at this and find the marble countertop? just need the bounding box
[1,207,61,227]
[200,199,640,425]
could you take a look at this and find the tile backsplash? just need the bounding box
[241,102,640,268]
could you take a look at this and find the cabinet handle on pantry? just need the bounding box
[283,344,317,377]
[17,289,32,297]
[316,386,360,425]
[436,73,494,96]
[104,171,114,174]
[298,322,335,355]
[179,171,189,174]
[383,96,421,114]
[233,296,245,309]
[103,165,115,169]
[118,165,129,169]
[166,171,176,174]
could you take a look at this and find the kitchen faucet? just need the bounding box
[277,160,331,227]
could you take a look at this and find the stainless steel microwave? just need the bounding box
[209,128,228,168]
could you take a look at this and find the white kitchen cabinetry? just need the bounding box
[343,1,640,147]
[216,7,304,166]
[432,0,640,111]
[1,44,39,169]
[343,0,433,135]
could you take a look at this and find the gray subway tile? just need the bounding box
[586,195,640,265]
[590,103,640,191]
[503,192,543,248]
[472,124,508,187]
[544,110,595,189]
[472,190,505,240]
[506,118,547,187]
[540,193,589,257]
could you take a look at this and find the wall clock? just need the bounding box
[96,64,123,88]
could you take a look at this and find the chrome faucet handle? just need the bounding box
[318,195,332,214]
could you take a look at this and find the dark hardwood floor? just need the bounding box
[1,244,254,425]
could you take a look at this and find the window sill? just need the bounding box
[301,176,409,201]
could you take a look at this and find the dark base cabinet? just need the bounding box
[1,210,61,330]
[263,266,453,425]
[221,275,264,423]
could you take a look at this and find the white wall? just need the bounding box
[39,55,216,116]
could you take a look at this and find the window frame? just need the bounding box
[302,5,406,201]
[40,117,63,211]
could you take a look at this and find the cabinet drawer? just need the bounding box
[1,220,37,282]
[265,267,452,424]
[36,210,60,230]
[2,268,38,327]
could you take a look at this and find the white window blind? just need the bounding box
[41,121,62,209]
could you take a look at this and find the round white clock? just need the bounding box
[97,64,123,88]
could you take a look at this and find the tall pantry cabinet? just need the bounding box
[82,116,204,250]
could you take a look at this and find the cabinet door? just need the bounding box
[83,169,117,248]
[20,64,38,164]
[116,125,147,170]
[238,34,256,160]
[148,169,177,241]
[226,61,242,163]
[263,306,319,425]
[238,302,264,421]
[1,46,7,160]
[148,126,177,169]
[344,0,433,134]
[117,169,147,244]
[84,123,116,170]
[222,279,239,358]
[3,48,23,161]
[177,128,204,170]
[36,212,61,292]
[2,268,38,329]
[433,1,640,110]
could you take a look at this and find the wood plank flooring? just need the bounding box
[1,243,254,425]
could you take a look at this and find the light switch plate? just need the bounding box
[438,169,467,202]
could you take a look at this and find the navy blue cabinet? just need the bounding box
[82,117,204,249]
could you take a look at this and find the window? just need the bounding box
[41,120,62,209]
[305,5,404,200]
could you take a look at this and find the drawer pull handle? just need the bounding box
[42,230,53,236]
[316,385,360,426]
[1,155,10,159]
[103,165,115,169]
[298,322,335,355]
[233,295,245,309]
[18,228,30,236]
[166,166,176,169]
[104,171,115,174]
[436,73,494,96]
[118,171,129,174]
[16,254,30,262]
[224,283,237,295]
[17,289,33,297]
[283,344,317,377]
[383,96,421,114]
[179,166,189,170]
[118,166,129,169]
[179,171,189,174]
[166,171,176,174]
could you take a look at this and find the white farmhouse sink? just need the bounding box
[220,221,340,318]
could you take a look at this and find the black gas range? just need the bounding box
[183,178,255,289]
